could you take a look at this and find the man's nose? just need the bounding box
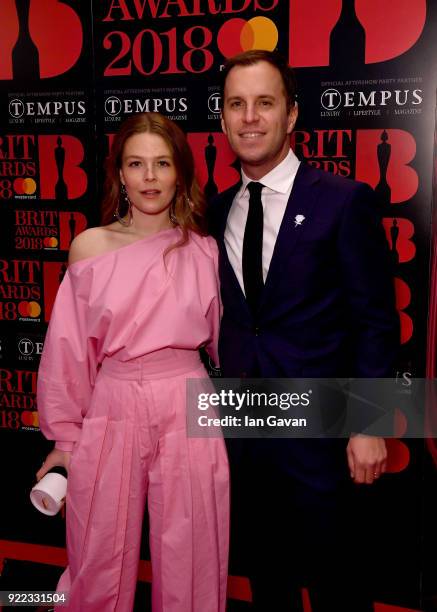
[243,103,259,123]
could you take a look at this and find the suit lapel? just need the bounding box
[261,163,321,305]
[216,164,322,316]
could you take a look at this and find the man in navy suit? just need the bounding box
[208,50,399,611]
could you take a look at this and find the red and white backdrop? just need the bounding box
[0,1,436,610]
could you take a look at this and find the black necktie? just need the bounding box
[242,181,264,313]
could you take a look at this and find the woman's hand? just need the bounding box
[36,448,71,481]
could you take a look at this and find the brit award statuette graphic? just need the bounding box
[0,0,83,80]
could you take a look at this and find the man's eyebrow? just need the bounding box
[226,94,276,101]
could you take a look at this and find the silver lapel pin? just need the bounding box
[294,214,305,227]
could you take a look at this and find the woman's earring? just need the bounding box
[114,184,133,226]
[169,198,178,225]
[185,195,194,211]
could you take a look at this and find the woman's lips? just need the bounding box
[141,189,161,196]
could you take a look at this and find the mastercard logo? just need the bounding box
[18,301,41,318]
[21,411,40,427]
[13,178,37,195]
[43,237,59,248]
[217,17,278,59]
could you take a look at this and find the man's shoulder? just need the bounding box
[300,162,373,198]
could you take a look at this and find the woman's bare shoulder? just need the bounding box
[68,226,119,265]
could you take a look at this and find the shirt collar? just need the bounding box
[241,149,300,195]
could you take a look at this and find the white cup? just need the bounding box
[30,472,67,516]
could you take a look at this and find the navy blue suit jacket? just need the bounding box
[209,162,399,486]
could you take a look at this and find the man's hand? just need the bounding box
[346,434,387,484]
[36,448,71,482]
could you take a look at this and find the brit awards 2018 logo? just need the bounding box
[0,133,88,201]
[290,128,419,204]
[0,0,83,80]
[291,129,353,177]
[0,259,42,323]
[0,134,36,200]
[14,210,87,251]
[0,367,39,431]
[289,0,426,67]
[98,0,283,77]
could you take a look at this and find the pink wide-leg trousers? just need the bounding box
[56,349,229,611]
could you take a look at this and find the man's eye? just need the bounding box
[230,101,242,108]
[260,100,272,106]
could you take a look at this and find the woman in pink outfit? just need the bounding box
[36,113,229,612]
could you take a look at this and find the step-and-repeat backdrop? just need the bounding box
[0,1,436,609]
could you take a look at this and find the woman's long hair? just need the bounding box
[101,113,207,246]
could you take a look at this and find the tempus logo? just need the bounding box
[17,336,43,360]
[104,95,188,120]
[9,97,87,121]
[207,93,221,115]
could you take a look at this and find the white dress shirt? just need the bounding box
[224,149,301,294]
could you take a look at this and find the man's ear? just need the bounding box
[287,103,298,134]
[221,113,227,135]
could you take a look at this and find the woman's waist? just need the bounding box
[99,348,204,380]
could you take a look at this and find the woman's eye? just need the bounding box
[128,161,141,167]
[157,160,171,167]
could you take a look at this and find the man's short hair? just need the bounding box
[220,50,298,111]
